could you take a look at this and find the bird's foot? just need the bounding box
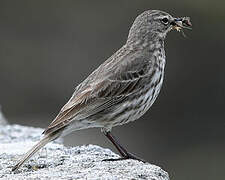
[103,152,146,163]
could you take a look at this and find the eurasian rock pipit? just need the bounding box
[12,10,191,171]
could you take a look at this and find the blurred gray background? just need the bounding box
[0,0,224,179]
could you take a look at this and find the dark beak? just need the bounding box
[171,17,192,31]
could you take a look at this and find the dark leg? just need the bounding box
[103,131,146,162]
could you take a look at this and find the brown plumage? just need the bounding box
[12,10,191,171]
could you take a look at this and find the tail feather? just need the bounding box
[12,134,57,171]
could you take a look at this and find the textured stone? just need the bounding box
[0,125,169,180]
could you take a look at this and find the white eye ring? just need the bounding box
[161,18,169,25]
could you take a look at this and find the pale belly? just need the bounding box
[109,72,164,127]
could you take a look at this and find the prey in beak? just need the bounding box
[171,17,192,35]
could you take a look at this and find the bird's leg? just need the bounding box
[103,131,126,157]
[103,131,146,163]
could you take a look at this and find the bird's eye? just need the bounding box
[161,18,169,25]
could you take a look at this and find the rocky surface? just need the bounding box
[0,106,8,125]
[0,124,169,180]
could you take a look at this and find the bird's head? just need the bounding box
[127,10,192,43]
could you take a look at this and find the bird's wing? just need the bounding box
[43,47,154,135]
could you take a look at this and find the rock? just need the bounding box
[0,106,8,126]
[0,125,169,180]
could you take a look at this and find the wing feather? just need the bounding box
[44,47,154,135]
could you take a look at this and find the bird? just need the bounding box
[12,10,191,171]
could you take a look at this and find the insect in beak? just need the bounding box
[171,17,192,32]
[170,17,192,37]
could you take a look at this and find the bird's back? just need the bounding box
[44,41,165,135]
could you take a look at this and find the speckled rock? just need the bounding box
[0,125,169,180]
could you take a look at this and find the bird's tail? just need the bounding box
[12,133,58,171]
